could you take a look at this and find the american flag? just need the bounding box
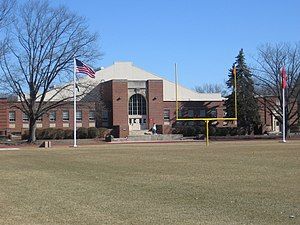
[75,59,96,78]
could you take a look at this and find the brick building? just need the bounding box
[0,62,298,137]
[0,98,8,136]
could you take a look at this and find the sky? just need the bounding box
[54,0,300,89]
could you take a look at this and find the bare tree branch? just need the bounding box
[253,43,300,134]
[0,0,101,142]
[0,0,15,29]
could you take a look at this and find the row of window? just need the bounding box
[9,110,95,123]
[178,109,217,118]
[163,108,218,121]
[8,108,217,123]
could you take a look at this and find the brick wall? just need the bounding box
[99,81,113,127]
[147,80,164,132]
[7,101,96,133]
[257,96,299,133]
[112,80,129,137]
[162,100,225,134]
[257,97,272,132]
[0,98,8,135]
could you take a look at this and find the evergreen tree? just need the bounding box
[225,49,261,134]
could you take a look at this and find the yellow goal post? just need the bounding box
[174,63,238,146]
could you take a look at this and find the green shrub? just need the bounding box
[209,126,216,136]
[39,128,65,139]
[55,129,65,139]
[22,128,76,140]
[77,127,88,139]
[64,129,73,139]
[98,127,110,138]
[172,126,197,137]
[214,127,230,136]
[230,127,239,136]
[21,130,29,140]
[35,129,43,140]
[88,127,99,138]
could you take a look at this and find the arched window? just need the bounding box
[129,94,147,115]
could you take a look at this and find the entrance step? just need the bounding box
[129,130,150,136]
[127,134,183,142]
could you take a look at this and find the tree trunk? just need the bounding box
[28,119,37,143]
[286,120,290,138]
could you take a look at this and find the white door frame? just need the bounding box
[129,115,147,131]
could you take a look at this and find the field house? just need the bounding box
[0,61,298,138]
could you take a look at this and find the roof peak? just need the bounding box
[113,61,133,65]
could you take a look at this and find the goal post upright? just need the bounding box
[234,64,238,119]
[175,63,179,121]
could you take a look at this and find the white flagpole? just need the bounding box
[73,58,77,147]
[282,86,286,143]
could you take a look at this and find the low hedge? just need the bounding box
[172,126,249,137]
[98,127,112,138]
[88,127,99,138]
[21,127,110,140]
[77,127,88,139]
[172,126,205,137]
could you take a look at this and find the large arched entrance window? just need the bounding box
[129,94,147,115]
[128,94,148,131]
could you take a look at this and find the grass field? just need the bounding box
[0,140,299,225]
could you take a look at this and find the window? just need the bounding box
[23,113,29,122]
[49,111,56,122]
[178,110,183,118]
[188,110,194,118]
[101,110,109,127]
[129,94,146,115]
[76,111,82,121]
[62,111,69,121]
[37,116,43,122]
[102,110,108,121]
[210,108,217,118]
[89,111,95,121]
[199,109,206,117]
[9,111,15,122]
[163,109,170,121]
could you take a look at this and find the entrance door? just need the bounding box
[128,94,147,131]
[129,115,148,131]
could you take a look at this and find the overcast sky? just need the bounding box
[54,0,300,88]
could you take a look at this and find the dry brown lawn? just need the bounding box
[0,140,299,225]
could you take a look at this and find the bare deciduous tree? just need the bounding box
[253,43,300,134]
[0,0,100,142]
[195,83,227,96]
[0,0,15,62]
[0,0,15,29]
